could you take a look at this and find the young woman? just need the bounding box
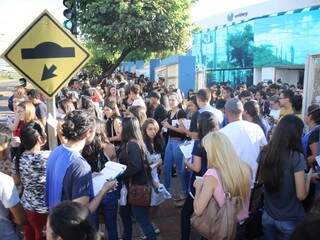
[255,90,270,116]
[46,201,101,240]
[107,85,122,107]
[82,120,119,240]
[142,118,164,188]
[243,100,268,136]
[103,100,122,148]
[181,112,219,240]
[15,123,49,240]
[193,132,251,229]
[128,105,147,127]
[141,118,166,235]
[118,117,156,240]
[303,105,320,168]
[259,115,315,240]
[162,92,188,202]
[0,124,13,176]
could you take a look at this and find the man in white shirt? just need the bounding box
[220,98,267,182]
[0,172,26,240]
[130,84,146,109]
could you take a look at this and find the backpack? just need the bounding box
[191,190,241,240]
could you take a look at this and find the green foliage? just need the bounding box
[226,24,254,68]
[253,44,292,67]
[78,0,193,76]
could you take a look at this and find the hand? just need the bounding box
[11,136,21,147]
[162,121,171,129]
[311,172,320,183]
[193,179,203,190]
[101,180,118,195]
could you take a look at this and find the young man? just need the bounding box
[187,89,224,139]
[146,91,168,128]
[130,84,146,109]
[27,89,47,127]
[269,95,281,122]
[46,110,116,213]
[0,172,26,240]
[222,86,234,101]
[220,98,267,182]
[279,89,295,119]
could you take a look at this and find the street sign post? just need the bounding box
[1,10,91,149]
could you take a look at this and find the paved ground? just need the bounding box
[0,78,200,240]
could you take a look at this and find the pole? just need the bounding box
[47,97,58,150]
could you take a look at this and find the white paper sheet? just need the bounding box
[172,119,191,130]
[179,140,195,160]
[92,161,127,196]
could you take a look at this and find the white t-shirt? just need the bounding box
[0,172,20,240]
[132,97,146,108]
[269,109,281,121]
[220,120,267,183]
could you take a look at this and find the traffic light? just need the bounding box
[63,0,77,35]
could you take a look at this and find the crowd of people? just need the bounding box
[0,72,320,240]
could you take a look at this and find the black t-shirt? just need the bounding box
[146,104,168,127]
[189,140,208,194]
[189,111,199,133]
[167,109,187,140]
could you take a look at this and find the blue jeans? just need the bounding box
[262,212,299,240]
[91,198,119,240]
[163,138,187,194]
[120,205,156,240]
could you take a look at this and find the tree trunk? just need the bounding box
[105,48,132,76]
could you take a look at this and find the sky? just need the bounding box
[0,0,269,54]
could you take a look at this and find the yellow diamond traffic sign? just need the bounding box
[1,10,91,98]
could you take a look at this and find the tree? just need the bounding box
[226,24,254,68]
[78,0,193,80]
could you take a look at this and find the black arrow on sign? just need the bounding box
[41,64,57,81]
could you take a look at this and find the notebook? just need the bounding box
[92,161,127,196]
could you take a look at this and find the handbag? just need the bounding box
[125,140,152,207]
[191,170,241,240]
[244,163,264,239]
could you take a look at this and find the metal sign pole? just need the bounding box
[47,97,58,150]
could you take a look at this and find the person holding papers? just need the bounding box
[162,92,188,205]
[46,110,117,214]
[180,111,219,240]
[82,120,120,240]
[118,117,156,240]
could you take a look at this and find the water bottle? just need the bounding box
[119,184,127,206]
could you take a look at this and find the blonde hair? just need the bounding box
[202,132,250,207]
[18,101,37,123]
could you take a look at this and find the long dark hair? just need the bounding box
[49,201,101,240]
[244,100,266,133]
[198,112,219,139]
[121,117,146,155]
[15,122,46,174]
[141,118,164,154]
[259,114,304,192]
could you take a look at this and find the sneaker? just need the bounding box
[152,223,160,234]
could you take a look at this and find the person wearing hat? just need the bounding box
[220,98,267,185]
[8,78,27,112]
[146,91,168,129]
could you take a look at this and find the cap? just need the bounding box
[225,98,244,115]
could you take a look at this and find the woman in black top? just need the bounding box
[82,120,119,240]
[103,100,122,148]
[118,117,156,240]
[162,92,188,201]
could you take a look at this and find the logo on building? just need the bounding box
[227,13,234,21]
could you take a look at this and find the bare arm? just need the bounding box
[193,175,217,216]
[185,156,202,173]
[295,170,312,201]
[10,203,27,225]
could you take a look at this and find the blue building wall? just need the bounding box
[158,55,196,95]
[149,59,161,80]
